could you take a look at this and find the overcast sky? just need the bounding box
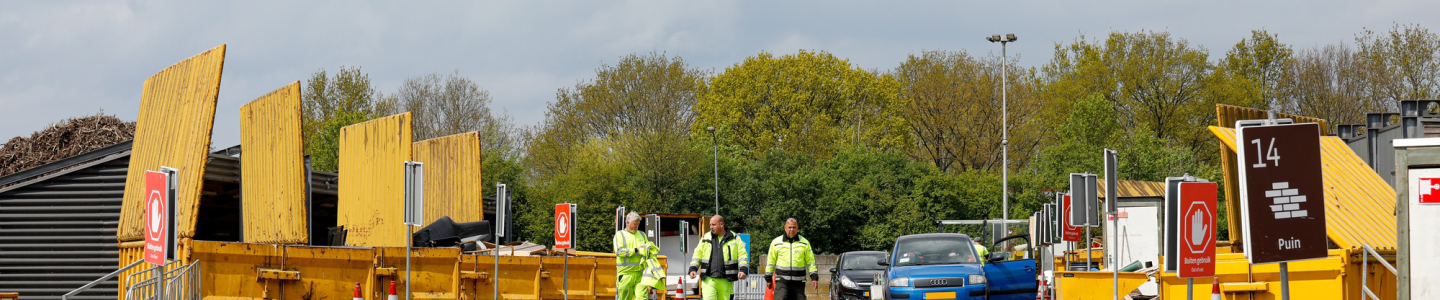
[3,0,1438,149]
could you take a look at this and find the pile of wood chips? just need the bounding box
[0,115,135,177]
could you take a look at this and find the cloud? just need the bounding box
[2,0,1439,149]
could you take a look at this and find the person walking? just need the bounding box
[615,212,651,300]
[689,215,748,300]
[765,218,817,300]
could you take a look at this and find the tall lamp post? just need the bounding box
[987,33,1017,234]
[707,126,719,215]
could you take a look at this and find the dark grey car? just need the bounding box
[829,251,888,300]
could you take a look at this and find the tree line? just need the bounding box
[298,24,1440,255]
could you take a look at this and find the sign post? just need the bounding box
[555,203,577,300]
[496,183,510,300]
[1236,120,1326,300]
[1177,181,1218,300]
[1103,149,1119,300]
[403,161,424,300]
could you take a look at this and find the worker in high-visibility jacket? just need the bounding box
[635,244,666,300]
[765,218,817,300]
[615,212,652,300]
[973,237,989,265]
[688,215,748,300]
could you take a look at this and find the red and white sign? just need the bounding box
[555,203,576,249]
[143,170,170,266]
[1177,182,1217,278]
[1062,195,1082,242]
[1419,178,1440,204]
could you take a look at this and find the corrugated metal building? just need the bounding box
[0,142,339,300]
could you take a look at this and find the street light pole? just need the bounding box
[707,126,718,215]
[987,33,1017,236]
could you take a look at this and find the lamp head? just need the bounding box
[1006,33,1017,42]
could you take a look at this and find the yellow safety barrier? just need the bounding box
[1054,270,1149,300]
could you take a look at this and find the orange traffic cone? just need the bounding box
[1211,277,1222,300]
[675,277,683,300]
[387,281,398,300]
[353,283,363,300]
[763,275,774,300]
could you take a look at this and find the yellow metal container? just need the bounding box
[1054,270,1149,300]
[413,132,484,224]
[240,81,309,244]
[117,45,227,242]
[338,112,414,247]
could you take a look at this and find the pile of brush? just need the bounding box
[0,115,135,177]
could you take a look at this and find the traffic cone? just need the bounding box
[675,277,683,299]
[1211,277,1222,300]
[762,275,774,300]
[387,281,399,300]
[353,283,362,300]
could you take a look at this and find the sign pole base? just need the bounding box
[1279,262,1290,300]
[1186,278,1193,300]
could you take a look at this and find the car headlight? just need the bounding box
[968,274,986,285]
[889,277,910,287]
[840,275,859,289]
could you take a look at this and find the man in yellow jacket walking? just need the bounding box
[766,218,817,300]
[614,212,652,300]
[689,215,748,300]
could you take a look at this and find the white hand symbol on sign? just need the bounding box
[1190,210,1207,247]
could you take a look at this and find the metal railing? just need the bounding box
[1360,244,1396,300]
[63,259,148,300]
[124,261,203,300]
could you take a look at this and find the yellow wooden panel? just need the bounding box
[240,81,308,244]
[117,45,226,242]
[413,132,484,224]
[338,113,413,247]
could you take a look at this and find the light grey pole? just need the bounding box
[709,126,719,215]
[987,34,1016,236]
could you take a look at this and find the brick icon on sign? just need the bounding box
[1266,182,1308,219]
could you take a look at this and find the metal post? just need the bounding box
[1280,262,1290,300]
[1085,226,1091,270]
[1001,41,1009,237]
[564,252,570,300]
[713,129,719,216]
[156,263,166,300]
[494,234,499,300]
[1186,278,1193,300]
[1112,211,1118,300]
[407,225,413,300]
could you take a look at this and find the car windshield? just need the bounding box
[893,236,977,266]
[842,253,887,270]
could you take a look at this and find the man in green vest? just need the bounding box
[615,212,651,300]
[765,218,817,300]
[973,237,989,265]
[688,215,748,300]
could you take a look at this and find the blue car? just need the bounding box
[878,233,1036,300]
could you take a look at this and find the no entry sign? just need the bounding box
[1236,122,1327,264]
[555,203,577,249]
[143,170,175,266]
[1177,181,1217,278]
[1062,194,1082,242]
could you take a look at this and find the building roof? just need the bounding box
[1095,180,1165,199]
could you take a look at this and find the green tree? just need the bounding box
[301,66,392,171]
[1209,30,1293,111]
[1041,31,1212,157]
[1356,23,1440,109]
[892,50,1045,173]
[695,50,910,160]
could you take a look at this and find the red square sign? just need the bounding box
[143,170,169,266]
[554,203,575,249]
[1177,182,1217,278]
[1062,195,1082,242]
[1419,178,1440,204]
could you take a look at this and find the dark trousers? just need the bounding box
[774,280,805,300]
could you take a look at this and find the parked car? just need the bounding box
[877,233,1036,300]
[830,251,888,300]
